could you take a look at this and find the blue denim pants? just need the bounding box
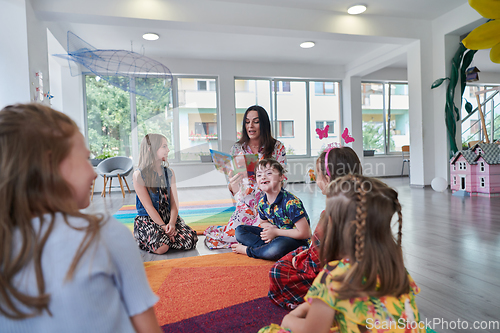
[235,225,309,261]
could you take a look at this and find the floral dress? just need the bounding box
[204,140,287,249]
[260,258,425,333]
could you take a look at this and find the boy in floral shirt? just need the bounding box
[232,158,311,261]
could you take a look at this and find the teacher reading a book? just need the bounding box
[204,105,287,249]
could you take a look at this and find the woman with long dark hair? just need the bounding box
[204,105,287,249]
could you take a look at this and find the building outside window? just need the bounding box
[315,121,335,134]
[86,75,219,164]
[361,82,409,155]
[197,80,216,91]
[277,120,294,137]
[197,80,207,91]
[480,161,485,172]
[480,177,485,187]
[234,79,341,156]
[314,82,335,95]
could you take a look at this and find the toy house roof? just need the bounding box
[451,150,478,165]
[451,143,500,165]
[473,143,500,165]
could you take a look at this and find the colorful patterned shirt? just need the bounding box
[305,259,424,333]
[258,188,310,230]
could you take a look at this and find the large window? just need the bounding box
[361,82,409,154]
[461,84,500,144]
[86,76,132,158]
[235,79,341,156]
[177,77,219,161]
[86,75,218,164]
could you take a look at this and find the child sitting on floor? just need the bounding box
[259,175,424,333]
[231,158,311,261]
[133,134,198,254]
[268,146,361,310]
[0,104,161,332]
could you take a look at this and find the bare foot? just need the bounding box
[231,243,247,255]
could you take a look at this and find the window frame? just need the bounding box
[277,120,295,138]
[84,74,220,165]
[361,80,409,155]
[314,81,336,96]
[315,120,336,135]
[233,77,342,158]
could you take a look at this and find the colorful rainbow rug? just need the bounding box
[113,198,236,235]
[144,253,287,332]
[144,253,440,333]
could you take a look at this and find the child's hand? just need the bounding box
[260,225,278,243]
[165,223,177,242]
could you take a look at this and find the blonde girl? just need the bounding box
[0,104,161,332]
[133,134,198,254]
[260,175,424,333]
[268,146,362,310]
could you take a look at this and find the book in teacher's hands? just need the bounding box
[210,149,259,181]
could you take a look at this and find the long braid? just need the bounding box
[394,199,403,247]
[353,175,367,263]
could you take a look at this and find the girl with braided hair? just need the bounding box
[259,175,424,333]
[268,146,361,310]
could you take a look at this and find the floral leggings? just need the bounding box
[134,187,198,253]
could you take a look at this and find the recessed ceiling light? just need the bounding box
[347,4,367,15]
[300,41,315,49]
[142,33,160,41]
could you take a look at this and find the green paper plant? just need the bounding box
[95,149,117,160]
[431,43,477,156]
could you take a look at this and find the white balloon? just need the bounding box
[431,177,448,192]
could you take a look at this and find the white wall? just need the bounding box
[0,0,30,106]
[362,67,408,82]
[25,0,50,105]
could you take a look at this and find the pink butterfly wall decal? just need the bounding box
[316,125,329,140]
[342,128,355,144]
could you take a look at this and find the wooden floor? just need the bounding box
[85,178,500,333]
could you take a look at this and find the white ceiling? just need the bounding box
[212,0,469,20]
[34,0,500,74]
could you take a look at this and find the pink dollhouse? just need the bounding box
[450,143,500,197]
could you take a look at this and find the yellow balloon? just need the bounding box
[490,42,500,63]
[469,0,500,19]
[462,19,500,49]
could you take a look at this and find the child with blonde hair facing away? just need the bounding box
[0,104,161,332]
[133,134,198,254]
[232,158,311,261]
[268,146,361,310]
[260,175,424,333]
